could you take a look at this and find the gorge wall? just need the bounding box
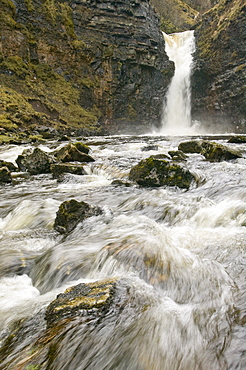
[192,0,245,133]
[0,0,170,136]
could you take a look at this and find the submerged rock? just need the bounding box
[0,166,12,183]
[54,143,94,163]
[16,148,54,174]
[54,199,103,234]
[129,157,195,189]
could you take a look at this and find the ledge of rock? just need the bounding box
[54,199,103,234]
[129,157,195,189]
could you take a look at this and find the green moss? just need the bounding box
[60,3,76,38]
[0,56,30,78]
[24,0,34,12]
[0,134,12,143]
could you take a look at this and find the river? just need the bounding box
[0,134,245,369]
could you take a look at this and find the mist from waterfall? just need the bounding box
[161,30,197,135]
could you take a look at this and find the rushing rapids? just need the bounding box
[0,134,245,369]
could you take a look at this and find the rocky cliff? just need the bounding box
[192,0,245,132]
[0,0,170,138]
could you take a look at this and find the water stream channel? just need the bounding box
[0,134,245,369]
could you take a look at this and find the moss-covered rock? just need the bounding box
[129,157,195,188]
[54,199,103,234]
[201,141,242,162]
[178,139,242,161]
[16,147,54,174]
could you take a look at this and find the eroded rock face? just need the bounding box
[54,199,103,234]
[192,0,246,132]
[129,157,195,188]
[0,0,170,135]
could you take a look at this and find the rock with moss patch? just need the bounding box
[54,199,103,234]
[16,147,54,174]
[50,163,86,178]
[201,141,242,162]
[54,143,94,163]
[129,157,195,189]
[45,278,118,327]
[0,166,12,183]
[178,140,204,153]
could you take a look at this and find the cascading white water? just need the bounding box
[161,30,196,135]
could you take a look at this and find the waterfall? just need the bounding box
[161,30,196,135]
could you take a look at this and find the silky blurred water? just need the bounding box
[0,134,245,369]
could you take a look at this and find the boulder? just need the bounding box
[0,159,18,172]
[201,141,242,162]
[129,157,195,189]
[50,163,86,178]
[54,199,103,234]
[73,142,91,155]
[178,140,242,162]
[16,148,54,174]
[54,143,94,163]
[0,166,12,183]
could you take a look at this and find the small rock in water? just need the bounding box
[141,145,159,151]
[54,199,103,234]
[228,135,246,144]
[50,163,86,178]
[16,147,54,174]
[0,166,12,183]
[54,143,94,163]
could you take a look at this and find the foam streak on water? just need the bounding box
[161,31,196,135]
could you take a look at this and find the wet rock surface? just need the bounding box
[54,143,95,163]
[54,199,103,234]
[178,140,242,161]
[50,163,86,178]
[16,148,54,174]
[0,166,12,183]
[129,156,195,188]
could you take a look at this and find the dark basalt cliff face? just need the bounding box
[0,0,170,136]
[192,0,246,133]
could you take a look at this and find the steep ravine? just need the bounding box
[0,0,170,138]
